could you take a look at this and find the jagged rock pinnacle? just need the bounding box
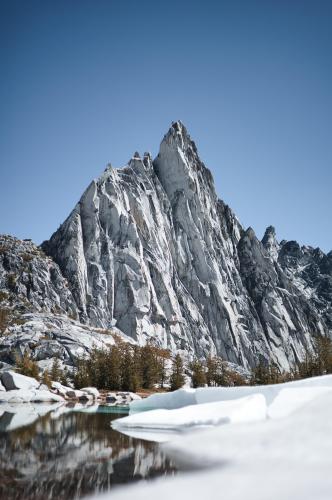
[262,226,279,261]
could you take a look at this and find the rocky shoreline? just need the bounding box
[0,370,141,405]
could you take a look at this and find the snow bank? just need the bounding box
[115,384,332,441]
[130,374,332,413]
[0,388,64,403]
[267,386,332,419]
[196,373,332,405]
[130,388,196,412]
[112,394,266,433]
[88,390,332,500]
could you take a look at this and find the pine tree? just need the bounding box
[297,349,318,379]
[157,348,171,388]
[16,351,39,380]
[140,342,160,389]
[73,356,91,388]
[250,361,271,385]
[206,356,218,386]
[50,357,62,382]
[170,354,185,391]
[131,345,143,390]
[60,366,69,386]
[190,359,207,388]
[315,336,332,374]
[41,369,52,388]
[120,344,141,392]
[206,356,230,386]
[106,345,122,390]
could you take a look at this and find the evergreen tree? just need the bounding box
[106,345,122,390]
[73,356,91,388]
[225,368,247,386]
[41,369,52,388]
[170,354,185,390]
[250,361,281,386]
[50,357,62,382]
[206,356,231,386]
[131,345,143,389]
[140,342,161,389]
[315,336,332,374]
[190,358,207,388]
[60,366,69,386]
[156,348,171,388]
[297,349,318,379]
[16,351,39,380]
[268,363,282,384]
[120,344,141,392]
[250,361,271,385]
[206,356,218,386]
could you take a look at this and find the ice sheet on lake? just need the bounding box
[112,394,266,433]
[89,379,332,500]
[130,374,332,412]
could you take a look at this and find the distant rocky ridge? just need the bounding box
[1,122,331,371]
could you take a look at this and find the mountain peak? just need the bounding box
[263,225,276,238]
[154,121,215,203]
[38,124,332,373]
[161,120,194,151]
[262,225,279,261]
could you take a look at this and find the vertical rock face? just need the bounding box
[41,122,332,370]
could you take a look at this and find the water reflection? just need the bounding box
[0,403,175,500]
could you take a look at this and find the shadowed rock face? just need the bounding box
[0,235,78,318]
[38,122,331,370]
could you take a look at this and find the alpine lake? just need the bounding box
[0,402,176,500]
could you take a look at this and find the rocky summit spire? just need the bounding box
[262,225,280,261]
[153,120,216,205]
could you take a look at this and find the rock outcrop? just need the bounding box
[0,234,77,320]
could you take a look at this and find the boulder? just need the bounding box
[78,393,93,402]
[116,391,142,402]
[129,392,142,401]
[66,389,86,399]
[1,371,39,391]
[51,381,81,398]
[30,390,64,403]
[106,392,117,403]
[80,387,100,398]
[34,341,66,361]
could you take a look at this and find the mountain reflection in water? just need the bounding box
[0,403,175,500]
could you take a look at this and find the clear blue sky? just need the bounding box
[1,0,331,251]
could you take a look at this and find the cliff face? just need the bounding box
[40,122,331,370]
